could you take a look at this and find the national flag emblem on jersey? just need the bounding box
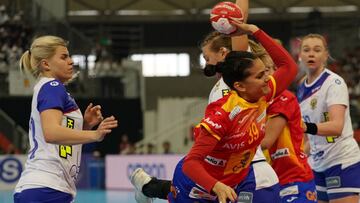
[310,98,317,110]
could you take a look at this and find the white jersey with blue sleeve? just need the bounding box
[15,77,83,197]
[297,69,360,172]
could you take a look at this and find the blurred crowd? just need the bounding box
[119,133,173,155]
[332,46,360,129]
[0,5,31,73]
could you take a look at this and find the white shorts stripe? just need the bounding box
[327,187,360,194]
[316,185,327,192]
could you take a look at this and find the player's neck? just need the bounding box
[306,67,325,84]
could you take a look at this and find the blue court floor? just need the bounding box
[0,189,167,203]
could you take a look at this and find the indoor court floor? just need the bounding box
[0,189,167,203]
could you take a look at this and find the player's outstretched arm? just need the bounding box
[41,109,118,145]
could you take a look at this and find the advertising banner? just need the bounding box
[105,154,184,190]
[0,155,27,190]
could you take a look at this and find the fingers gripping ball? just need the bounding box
[210,1,244,34]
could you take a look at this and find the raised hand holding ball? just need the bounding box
[210,1,244,34]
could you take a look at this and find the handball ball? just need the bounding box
[210,1,244,34]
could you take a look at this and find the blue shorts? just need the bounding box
[168,158,280,203]
[14,187,73,203]
[314,161,360,201]
[279,180,317,203]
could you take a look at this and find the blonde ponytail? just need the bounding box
[19,35,68,78]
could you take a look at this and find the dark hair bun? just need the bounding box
[203,64,217,77]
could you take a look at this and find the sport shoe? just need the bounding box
[130,168,152,191]
[135,190,153,203]
[130,168,153,203]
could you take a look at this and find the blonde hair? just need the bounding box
[201,31,269,57]
[19,35,68,78]
[300,33,328,51]
[249,40,267,58]
[201,31,231,51]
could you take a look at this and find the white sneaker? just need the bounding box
[135,190,153,203]
[130,168,153,203]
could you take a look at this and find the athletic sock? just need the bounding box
[142,178,171,200]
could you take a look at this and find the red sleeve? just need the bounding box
[267,91,294,120]
[183,127,219,193]
[200,99,229,140]
[253,29,298,98]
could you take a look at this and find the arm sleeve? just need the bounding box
[267,93,294,120]
[37,80,68,113]
[326,77,349,107]
[253,29,298,98]
[199,101,229,140]
[183,127,219,192]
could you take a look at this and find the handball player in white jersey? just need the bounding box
[297,34,360,203]
[13,35,118,203]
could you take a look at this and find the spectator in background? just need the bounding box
[0,5,9,25]
[162,141,172,154]
[146,143,155,154]
[128,143,137,154]
[119,133,130,154]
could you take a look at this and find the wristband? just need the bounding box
[305,122,318,135]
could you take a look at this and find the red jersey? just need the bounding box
[182,29,298,193]
[199,90,268,189]
[267,90,314,185]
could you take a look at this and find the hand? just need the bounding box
[229,20,259,36]
[84,103,104,130]
[212,181,237,203]
[94,116,118,142]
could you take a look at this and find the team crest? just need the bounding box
[310,98,317,110]
[222,89,230,96]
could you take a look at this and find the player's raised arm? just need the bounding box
[231,22,298,98]
[231,0,249,51]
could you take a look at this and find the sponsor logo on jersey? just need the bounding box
[280,96,288,101]
[238,115,249,125]
[286,196,298,202]
[69,164,80,181]
[299,152,307,159]
[215,111,222,116]
[222,142,246,150]
[271,148,290,160]
[237,191,253,203]
[59,117,74,159]
[326,176,341,188]
[224,132,246,140]
[256,110,266,123]
[189,186,217,200]
[222,89,230,97]
[229,105,242,120]
[280,185,299,197]
[310,98,317,110]
[306,191,317,201]
[205,155,227,167]
[335,79,341,85]
[204,117,222,129]
[313,150,324,161]
[50,81,59,86]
